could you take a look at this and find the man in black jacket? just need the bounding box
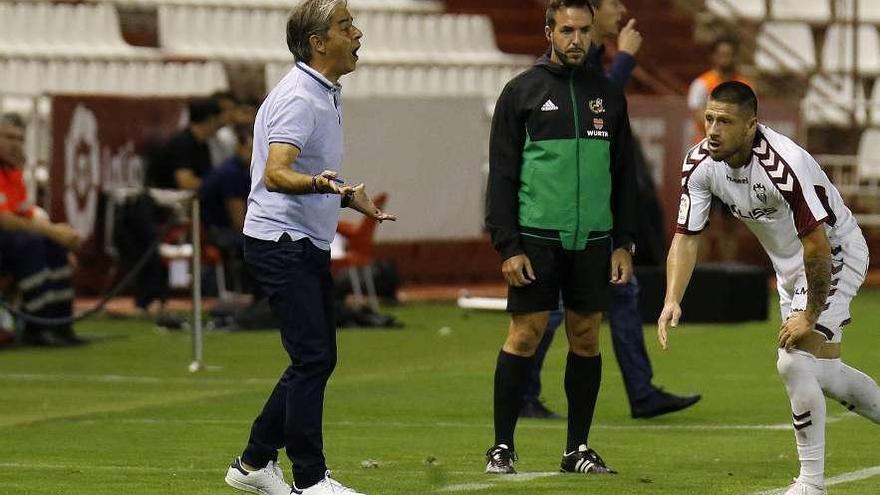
[521,0,701,422]
[484,0,636,475]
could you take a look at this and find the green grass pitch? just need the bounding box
[2,291,879,494]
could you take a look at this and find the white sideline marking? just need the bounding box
[745,465,880,495]
[91,415,852,432]
[0,372,273,386]
[0,462,220,474]
[439,472,559,492]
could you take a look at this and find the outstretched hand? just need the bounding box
[347,184,396,222]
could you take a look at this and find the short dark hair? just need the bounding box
[546,0,594,29]
[211,91,236,105]
[710,81,757,116]
[0,113,26,130]
[711,35,739,54]
[188,98,221,124]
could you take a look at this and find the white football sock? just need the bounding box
[815,358,880,424]
[777,349,826,489]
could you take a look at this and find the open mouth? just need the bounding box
[352,45,360,60]
[707,141,721,152]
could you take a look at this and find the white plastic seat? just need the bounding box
[857,128,880,180]
[0,2,149,59]
[771,0,830,23]
[835,0,880,24]
[822,24,880,75]
[802,74,867,126]
[755,22,816,74]
[706,0,766,21]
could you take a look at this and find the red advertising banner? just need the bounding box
[50,96,185,291]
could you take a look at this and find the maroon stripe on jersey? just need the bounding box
[677,144,711,233]
[814,185,837,227]
[675,225,705,235]
[752,132,828,237]
[681,142,710,183]
[794,420,814,431]
[814,324,834,341]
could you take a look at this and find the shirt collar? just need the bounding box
[296,61,341,92]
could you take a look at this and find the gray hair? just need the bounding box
[286,0,348,63]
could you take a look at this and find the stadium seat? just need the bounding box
[802,74,867,126]
[770,0,831,23]
[0,2,154,60]
[333,193,389,312]
[0,58,228,97]
[822,24,880,75]
[755,22,817,74]
[835,0,880,24]
[705,0,766,21]
[111,0,443,13]
[856,128,880,180]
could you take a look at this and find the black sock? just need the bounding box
[565,352,602,452]
[493,350,534,452]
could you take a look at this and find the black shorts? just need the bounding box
[506,236,611,314]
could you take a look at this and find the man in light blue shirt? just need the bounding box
[225,2,393,495]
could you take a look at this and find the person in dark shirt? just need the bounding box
[200,125,252,297]
[201,125,252,251]
[148,97,224,190]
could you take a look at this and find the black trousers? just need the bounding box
[241,234,337,489]
[0,231,73,337]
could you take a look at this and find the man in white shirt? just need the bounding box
[223,2,393,495]
[658,81,880,495]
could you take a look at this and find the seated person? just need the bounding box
[0,113,83,346]
[127,98,223,315]
[199,125,252,292]
[147,97,224,191]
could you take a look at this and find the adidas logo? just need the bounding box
[541,99,559,112]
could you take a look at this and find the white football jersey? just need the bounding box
[677,124,864,288]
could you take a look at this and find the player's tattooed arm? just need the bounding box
[801,227,832,323]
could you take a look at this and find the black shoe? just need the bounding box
[51,333,88,347]
[560,444,617,474]
[631,388,702,419]
[485,444,516,474]
[519,398,563,419]
[20,330,62,347]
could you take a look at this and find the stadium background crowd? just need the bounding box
[0,0,878,346]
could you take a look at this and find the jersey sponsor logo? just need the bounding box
[593,118,604,130]
[726,175,748,184]
[677,194,690,224]
[584,130,609,138]
[541,99,559,112]
[753,183,768,204]
[728,204,778,220]
[794,287,808,295]
[588,98,605,114]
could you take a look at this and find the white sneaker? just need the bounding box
[783,479,827,495]
[293,471,366,495]
[225,457,291,495]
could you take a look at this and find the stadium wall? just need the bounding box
[49,94,806,289]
